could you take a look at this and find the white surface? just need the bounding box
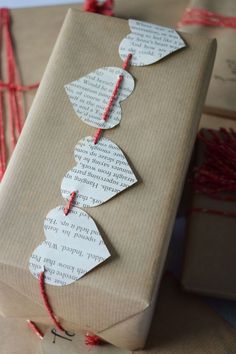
[119,19,186,66]
[61,136,137,207]
[29,205,110,286]
[1,0,83,9]
[65,67,135,129]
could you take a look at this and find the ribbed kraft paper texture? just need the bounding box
[0,9,216,350]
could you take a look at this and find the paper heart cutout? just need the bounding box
[61,136,137,208]
[29,206,110,286]
[119,19,186,66]
[65,67,135,129]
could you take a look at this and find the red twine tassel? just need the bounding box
[84,0,114,16]
[0,8,39,181]
[85,333,102,346]
[178,7,236,28]
[190,129,236,217]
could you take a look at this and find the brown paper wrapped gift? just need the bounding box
[0,9,215,351]
[178,0,236,119]
[182,129,236,300]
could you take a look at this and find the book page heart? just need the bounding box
[61,136,137,208]
[29,206,110,286]
[42,327,131,354]
[65,67,135,129]
[119,19,186,66]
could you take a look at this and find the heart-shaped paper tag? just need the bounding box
[119,19,186,66]
[29,206,110,286]
[65,67,135,129]
[61,136,137,208]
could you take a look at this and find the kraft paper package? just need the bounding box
[0,9,216,351]
[182,128,236,301]
[178,0,236,119]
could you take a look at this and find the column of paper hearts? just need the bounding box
[29,20,186,287]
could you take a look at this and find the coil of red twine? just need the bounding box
[178,7,236,28]
[0,8,39,181]
[190,128,236,217]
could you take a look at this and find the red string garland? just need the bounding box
[0,8,39,181]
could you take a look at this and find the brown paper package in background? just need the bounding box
[0,8,216,351]
[181,129,236,301]
[179,0,236,119]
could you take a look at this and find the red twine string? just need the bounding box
[64,191,76,215]
[93,53,132,144]
[178,7,236,28]
[0,8,39,181]
[27,320,44,340]
[190,129,236,217]
[39,271,65,332]
[83,0,114,16]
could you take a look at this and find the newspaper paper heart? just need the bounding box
[61,136,137,208]
[119,19,186,66]
[65,67,135,129]
[29,206,110,286]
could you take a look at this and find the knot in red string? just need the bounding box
[84,0,114,16]
[0,8,10,25]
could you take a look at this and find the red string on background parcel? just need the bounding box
[0,8,39,181]
[83,0,114,16]
[190,128,236,217]
[178,7,236,28]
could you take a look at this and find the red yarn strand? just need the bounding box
[39,271,65,332]
[27,320,44,340]
[93,53,132,144]
[178,7,236,28]
[64,191,76,215]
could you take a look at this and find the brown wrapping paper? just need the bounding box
[41,276,236,354]
[0,9,216,351]
[3,0,189,168]
[1,316,45,354]
[182,128,236,300]
[179,0,236,119]
[6,276,235,354]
